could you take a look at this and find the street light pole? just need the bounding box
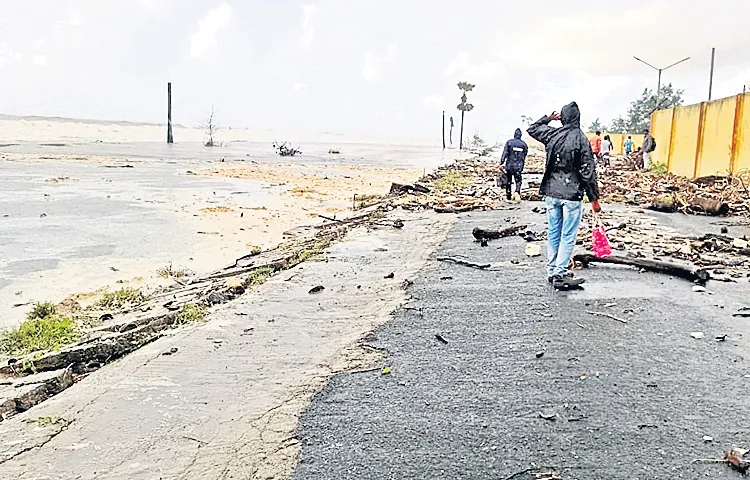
[634,56,690,110]
[657,69,662,108]
[708,47,716,101]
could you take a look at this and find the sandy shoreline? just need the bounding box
[0,150,426,329]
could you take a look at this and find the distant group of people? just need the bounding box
[497,103,658,289]
[589,131,613,166]
[589,130,656,170]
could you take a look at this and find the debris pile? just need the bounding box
[598,168,750,217]
[578,209,750,280]
[395,157,506,214]
[272,141,302,157]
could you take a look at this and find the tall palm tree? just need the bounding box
[457,82,475,150]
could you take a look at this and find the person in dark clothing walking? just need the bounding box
[527,102,601,289]
[500,128,528,201]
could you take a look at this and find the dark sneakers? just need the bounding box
[549,274,585,289]
[547,272,574,283]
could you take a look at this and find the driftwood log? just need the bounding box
[437,257,491,270]
[472,225,527,241]
[389,183,430,195]
[574,253,710,284]
[434,205,476,214]
[689,196,730,215]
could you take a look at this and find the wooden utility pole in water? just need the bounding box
[167,82,174,144]
[442,111,445,149]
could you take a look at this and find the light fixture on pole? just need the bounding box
[633,56,691,110]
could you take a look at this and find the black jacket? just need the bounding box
[526,102,600,202]
[500,128,528,174]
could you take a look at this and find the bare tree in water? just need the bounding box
[457,82,475,150]
[201,106,219,147]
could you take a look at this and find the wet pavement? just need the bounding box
[0,212,454,480]
[292,204,750,480]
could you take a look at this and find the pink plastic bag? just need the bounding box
[591,212,612,258]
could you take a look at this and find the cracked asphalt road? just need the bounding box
[292,205,750,480]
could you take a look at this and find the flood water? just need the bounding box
[0,139,450,328]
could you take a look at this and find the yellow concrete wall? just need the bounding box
[651,109,673,166]
[734,94,750,173]
[668,104,702,178]
[652,93,750,178]
[696,96,735,177]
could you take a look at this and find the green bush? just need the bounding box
[0,313,80,356]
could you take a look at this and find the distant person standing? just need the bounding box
[641,130,656,170]
[590,130,602,162]
[527,102,601,289]
[624,135,634,154]
[499,128,528,201]
[601,134,613,166]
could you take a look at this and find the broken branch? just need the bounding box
[472,225,527,241]
[586,311,628,324]
[437,257,491,270]
[574,253,710,284]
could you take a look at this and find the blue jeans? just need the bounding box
[545,196,583,277]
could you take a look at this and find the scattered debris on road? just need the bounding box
[525,243,542,257]
[726,447,750,473]
[586,310,628,324]
[437,256,491,270]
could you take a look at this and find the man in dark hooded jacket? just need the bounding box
[527,102,601,289]
[500,128,528,200]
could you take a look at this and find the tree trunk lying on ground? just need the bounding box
[649,194,678,213]
[689,196,730,215]
[649,193,729,216]
[574,253,710,284]
[472,225,527,241]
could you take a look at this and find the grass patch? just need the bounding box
[246,245,262,256]
[289,243,327,267]
[649,162,668,174]
[173,303,207,325]
[246,267,275,288]
[23,416,66,427]
[156,263,191,279]
[290,186,316,196]
[200,206,233,213]
[354,193,383,210]
[28,302,57,321]
[0,304,81,356]
[93,288,146,310]
[433,170,473,193]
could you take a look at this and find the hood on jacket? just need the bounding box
[514,128,522,139]
[560,102,580,127]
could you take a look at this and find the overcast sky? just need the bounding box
[1,0,749,142]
